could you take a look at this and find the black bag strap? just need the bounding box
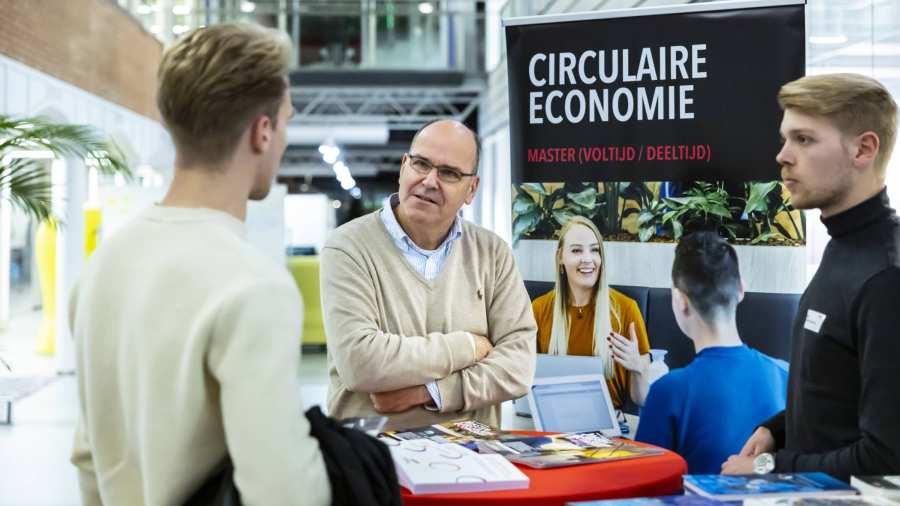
[304,406,402,506]
[182,457,240,506]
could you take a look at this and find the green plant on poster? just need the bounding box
[660,182,739,241]
[513,179,805,246]
[512,182,607,246]
[742,181,804,244]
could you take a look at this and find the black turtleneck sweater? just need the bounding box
[761,188,900,481]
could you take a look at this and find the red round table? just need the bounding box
[400,437,687,506]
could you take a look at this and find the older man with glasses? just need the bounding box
[320,119,536,430]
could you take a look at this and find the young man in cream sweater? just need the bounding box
[69,24,330,505]
[321,119,537,431]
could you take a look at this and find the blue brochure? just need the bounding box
[566,495,737,506]
[683,473,856,500]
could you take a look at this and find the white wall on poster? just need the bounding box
[515,239,807,294]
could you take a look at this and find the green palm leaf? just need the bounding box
[1,114,131,222]
[0,158,53,222]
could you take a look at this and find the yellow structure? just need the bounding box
[84,206,102,257]
[287,255,326,345]
[34,207,103,355]
[34,221,56,355]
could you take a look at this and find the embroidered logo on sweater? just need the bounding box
[804,309,827,333]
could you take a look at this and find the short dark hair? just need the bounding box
[411,119,482,174]
[672,232,741,322]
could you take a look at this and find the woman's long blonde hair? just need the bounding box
[547,216,620,378]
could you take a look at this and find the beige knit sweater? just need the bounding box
[70,206,330,506]
[320,212,537,430]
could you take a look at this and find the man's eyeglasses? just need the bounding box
[405,153,476,184]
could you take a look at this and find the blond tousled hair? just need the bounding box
[157,23,292,165]
[778,73,898,174]
[548,216,621,379]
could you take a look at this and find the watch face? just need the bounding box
[754,453,774,474]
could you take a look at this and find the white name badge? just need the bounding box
[804,309,827,333]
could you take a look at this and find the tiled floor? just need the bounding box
[0,310,535,504]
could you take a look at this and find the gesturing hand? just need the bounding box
[609,322,649,374]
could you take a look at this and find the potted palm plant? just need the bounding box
[1,114,131,222]
[2,114,132,355]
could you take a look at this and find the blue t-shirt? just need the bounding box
[635,344,788,474]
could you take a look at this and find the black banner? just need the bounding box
[505,2,805,183]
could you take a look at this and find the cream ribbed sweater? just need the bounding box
[320,212,537,430]
[69,206,330,506]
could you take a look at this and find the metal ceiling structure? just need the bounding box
[290,85,482,131]
[281,145,407,177]
[283,78,483,179]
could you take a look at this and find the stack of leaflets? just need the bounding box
[381,438,529,495]
[744,497,900,505]
[566,496,897,506]
[380,420,662,470]
[478,431,663,469]
[380,419,506,451]
[850,476,900,501]
[565,495,737,506]
[683,473,857,501]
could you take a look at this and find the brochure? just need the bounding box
[379,419,507,451]
[850,476,900,500]
[568,495,896,506]
[744,497,896,506]
[683,473,857,501]
[382,438,529,495]
[478,431,663,469]
[381,422,662,469]
[565,495,738,506]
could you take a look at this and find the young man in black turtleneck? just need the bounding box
[722,73,900,481]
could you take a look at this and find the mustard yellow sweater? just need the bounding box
[532,288,650,408]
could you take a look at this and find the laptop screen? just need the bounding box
[530,378,617,434]
[534,353,606,378]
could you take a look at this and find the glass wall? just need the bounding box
[800,0,900,271]
[118,0,482,71]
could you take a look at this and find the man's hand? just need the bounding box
[721,454,756,475]
[472,334,493,361]
[370,385,431,414]
[721,427,776,475]
[739,427,776,457]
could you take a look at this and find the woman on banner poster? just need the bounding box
[531,216,654,411]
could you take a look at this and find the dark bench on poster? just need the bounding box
[523,281,800,413]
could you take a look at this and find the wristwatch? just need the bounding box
[753,452,775,474]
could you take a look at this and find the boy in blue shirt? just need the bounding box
[635,232,788,474]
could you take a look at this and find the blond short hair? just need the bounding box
[157,23,292,165]
[778,73,898,174]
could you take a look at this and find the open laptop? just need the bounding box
[514,353,606,416]
[527,374,621,437]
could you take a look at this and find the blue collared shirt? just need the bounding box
[380,194,463,281]
[379,194,468,409]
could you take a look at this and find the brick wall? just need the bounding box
[0,0,162,120]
